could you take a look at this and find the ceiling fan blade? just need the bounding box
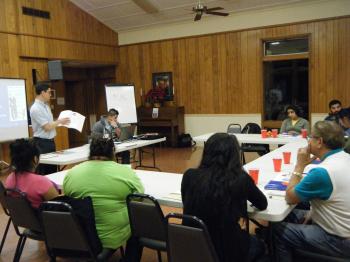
[206,11,229,16]
[132,0,159,14]
[194,13,202,21]
[206,7,224,12]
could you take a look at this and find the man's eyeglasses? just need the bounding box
[306,135,319,142]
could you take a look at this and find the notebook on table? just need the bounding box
[264,172,290,191]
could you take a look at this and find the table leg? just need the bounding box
[134,145,161,171]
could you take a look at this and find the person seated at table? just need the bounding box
[338,107,350,153]
[280,104,310,135]
[339,107,350,136]
[324,99,342,123]
[273,121,350,261]
[5,138,59,208]
[181,133,268,262]
[63,136,144,256]
[91,108,130,164]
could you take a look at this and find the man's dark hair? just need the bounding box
[108,108,119,117]
[10,139,40,174]
[313,121,345,150]
[89,136,115,160]
[35,82,50,95]
[328,99,342,109]
[338,108,350,119]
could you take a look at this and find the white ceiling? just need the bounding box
[69,0,319,32]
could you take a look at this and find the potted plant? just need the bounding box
[145,87,166,107]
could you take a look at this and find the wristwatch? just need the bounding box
[292,171,303,178]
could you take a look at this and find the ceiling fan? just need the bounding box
[192,1,229,21]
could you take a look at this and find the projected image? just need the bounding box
[0,78,29,142]
[8,86,27,121]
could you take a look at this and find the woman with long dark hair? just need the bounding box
[181,133,268,262]
[5,139,59,208]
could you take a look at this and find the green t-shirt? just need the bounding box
[63,161,144,249]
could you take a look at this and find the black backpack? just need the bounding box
[242,123,261,134]
[178,134,196,148]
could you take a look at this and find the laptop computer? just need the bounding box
[116,126,134,142]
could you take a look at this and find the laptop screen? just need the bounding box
[117,126,133,141]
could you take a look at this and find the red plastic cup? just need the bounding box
[261,129,267,138]
[272,129,278,138]
[282,152,291,164]
[273,158,282,172]
[301,129,308,138]
[248,169,259,185]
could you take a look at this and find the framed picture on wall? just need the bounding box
[152,72,173,101]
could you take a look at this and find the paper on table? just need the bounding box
[40,153,59,159]
[58,110,85,132]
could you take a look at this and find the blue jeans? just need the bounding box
[273,209,350,262]
[247,235,266,262]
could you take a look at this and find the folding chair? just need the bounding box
[227,123,242,135]
[40,201,123,262]
[4,188,44,262]
[126,193,167,262]
[0,181,12,254]
[166,213,219,262]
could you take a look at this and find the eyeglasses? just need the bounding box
[306,135,319,142]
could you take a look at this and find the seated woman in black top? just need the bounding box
[181,133,268,262]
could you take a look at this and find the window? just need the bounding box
[264,59,309,121]
[264,38,308,56]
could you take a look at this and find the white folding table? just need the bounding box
[47,138,309,223]
[194,133,305,145]
[40,137,166,170]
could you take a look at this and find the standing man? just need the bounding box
[274,121,350,261]
[92,108,130,164]
[30,82,70,175]
[324,99,342,123]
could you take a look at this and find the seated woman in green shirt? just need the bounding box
[63,136,144,254]
[280,104,310,135]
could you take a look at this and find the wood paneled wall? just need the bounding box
[0,0,119,160]
[1,0,117,45]
[117,16,350,114]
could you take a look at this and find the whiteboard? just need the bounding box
[0,78,29,142]
[105,84,137,124]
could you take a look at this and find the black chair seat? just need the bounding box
[166,213,219,262]
[22,229,44,241]
[294,249,350,262]
[3,188,44,262]
[0,181,11,255]
[40,200,124,262]
[139,237,167,251]
[127,193,167,262]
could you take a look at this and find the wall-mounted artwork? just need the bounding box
[152,72,173,101]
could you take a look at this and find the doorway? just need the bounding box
[64,66,116,147]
